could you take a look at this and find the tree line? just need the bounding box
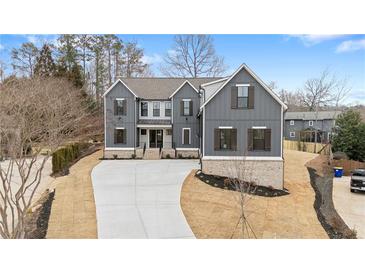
[6,34,152,104]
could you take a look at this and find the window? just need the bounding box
[290,120,294,125]
[231,85,254,109]
[309,120,314,126]
[248,128,271,151]
[114,98,126,116]
[114,128,126,144]
[166,129,172,136]
[214,128,237,150]
[141,129,147,135]
[141,102,148,117]
[290,131,295,138]
[182,128,191,145]
[165,101,171,117]
[181,99,192,116]
[153,102,160,117]
[237,86,249,108]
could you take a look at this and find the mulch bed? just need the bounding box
[195,170,289,197]
[25,190,55,239]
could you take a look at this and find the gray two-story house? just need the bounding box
[284,111,341,143]
[103,63,287,189]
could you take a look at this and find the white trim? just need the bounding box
[202,156,283,161]
[290,132,295,138]
[236,83,251,87]
[182,127,191,145]
[200,63,287,110]
[136,124,172,128]
[182,98,192,101]
[169,80,199,99]
[309,120,314,126]
[200,77,229,87]
[290,120,295,125]
[281,106,283,158]
[103,79,138,98]
[104,95,107,151]
[202,107,205,157]
[105,147,135,151]
[176,148,199,151]
[115,127,125,130]
[218,126,233,129]
[252,126,267,129]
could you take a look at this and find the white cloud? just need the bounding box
[336,39,365,53]
[0,43,4,51]
[167,49,177,57]
[142,53,163,65]
[26,35,39,44]
[288,34,348,46]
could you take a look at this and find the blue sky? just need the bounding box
[1,34,364,104]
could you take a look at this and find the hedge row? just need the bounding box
[52,143,90,174]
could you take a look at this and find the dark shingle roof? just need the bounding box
[121,77,223,99]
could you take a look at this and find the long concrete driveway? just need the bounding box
[91,159,199,238]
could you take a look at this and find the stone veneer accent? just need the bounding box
[202,159,284,189]
[161,148,176,159]
[104,149,135,159]
[176,149,200,159]
[135,148,144,159]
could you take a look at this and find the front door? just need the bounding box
[149,130,163,148]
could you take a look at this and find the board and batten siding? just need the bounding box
[172,83,200,148]
[204,67,282,157]
[105,81,136,148]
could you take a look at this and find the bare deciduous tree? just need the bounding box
[11,42,39,77]
[0,77,91,238]
[160,35,227,77]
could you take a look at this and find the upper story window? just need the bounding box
[141,102,148,117]
[309,120,314,127]
[165,101,171,117]
[114,98,126,116]
[153,102,160,117]
[181,99,192,116]
[237,86,249,108]
[290,120,295,125]
[231,84,254,109]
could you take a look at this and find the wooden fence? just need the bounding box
[332,159,365,176]
[283,140,327,154]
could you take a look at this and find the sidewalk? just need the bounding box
[46,150,102,239]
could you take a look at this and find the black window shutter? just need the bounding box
[123,99,127,115]
[114,100,118,115]
[264,129,271,151]
[231,86,238,109]
[189,100,193,116]
[114,129,117,144]
[247,129,253,151]
[123,129,127,144]
[248,86,255,109]
[214,129,220,150]
[180,100,184,116]
[231,129,237,151]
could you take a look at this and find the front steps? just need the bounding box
[143,148,160,160]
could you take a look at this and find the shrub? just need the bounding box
[178,153,183,159]
[131,154,136,159]
[52,143,90,174]
[165,153,171,159]
[333,151,348,160]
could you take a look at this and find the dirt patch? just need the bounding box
[25,190,55,239]
[195,171,289,197]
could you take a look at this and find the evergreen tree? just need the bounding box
[34,44,56,77]
[332,110,365,162]
[121,41,147,77]
[57,35,79,71]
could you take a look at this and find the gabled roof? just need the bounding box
[200,63,288,110]
[285,111,341,120]
[103,79,138,98]
[168,80,199,99]
[104,77,223,100]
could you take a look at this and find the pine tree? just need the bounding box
[121,42,147,77]
[34,44,56,77]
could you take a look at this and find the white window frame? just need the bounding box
[182,128,191,145]
[140,101,148,117]
[152,101,160,117]
[290,131,295,138]
[165,101,172,117]
[290,120,294,125]
[309,120,314,126]
[182,99,191,116]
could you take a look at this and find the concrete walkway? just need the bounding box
[91,159,199,238]
[333,176,365,239]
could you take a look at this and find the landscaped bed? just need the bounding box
[195,170,289,197]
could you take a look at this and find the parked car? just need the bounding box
[350,169,365,193]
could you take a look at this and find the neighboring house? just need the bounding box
[103,63,287,189]
[284,111,341,143]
